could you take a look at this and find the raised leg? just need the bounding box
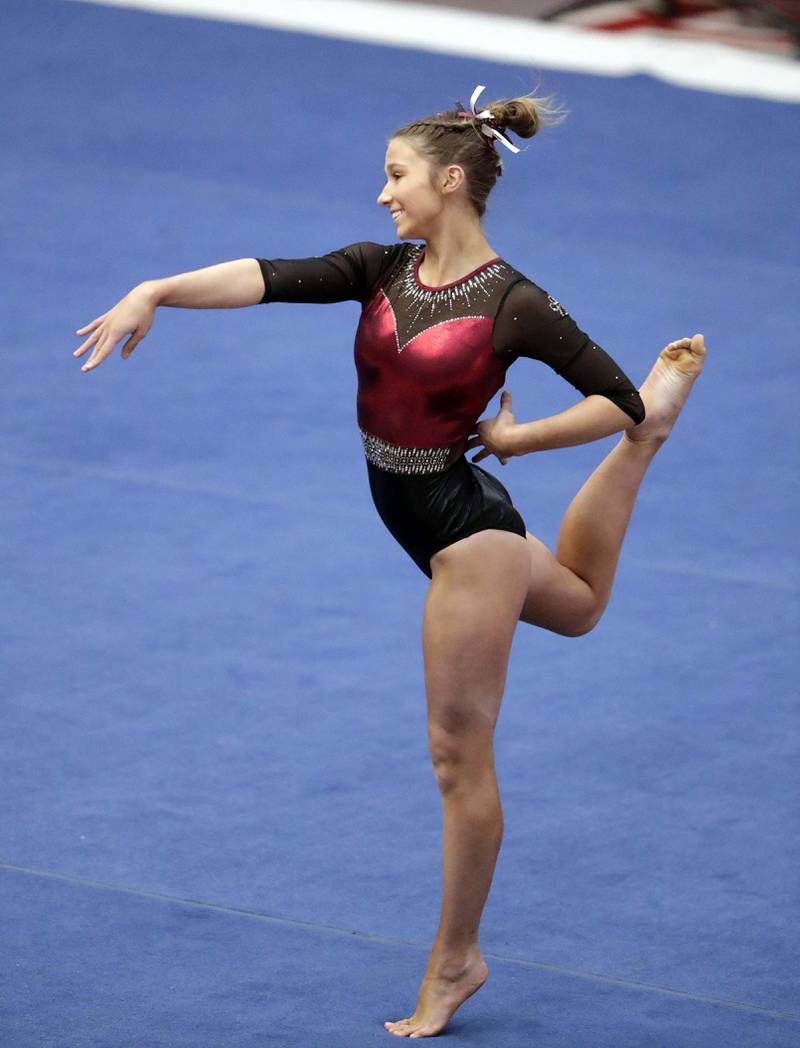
[384,529,531,1039]
[520,334,706,635]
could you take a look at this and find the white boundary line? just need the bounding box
[67,0,800,102]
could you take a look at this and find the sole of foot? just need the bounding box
[626,332,706,446]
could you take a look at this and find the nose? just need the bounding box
[377,182,391,206]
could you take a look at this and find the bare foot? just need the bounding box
[626,333,707,446]
[384,953,488,1039]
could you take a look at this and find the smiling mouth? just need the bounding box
[391,210,405,222]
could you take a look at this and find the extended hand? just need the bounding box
[466,390,518,465]
[73,285,157,372]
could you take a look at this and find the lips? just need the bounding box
[391,209,405,223]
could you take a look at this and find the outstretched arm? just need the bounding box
[73,258,264,372]
[142,258,265,309]
[74,243,402,372]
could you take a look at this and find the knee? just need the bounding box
[561,597,606,637]
[429,744,468,795]
[428,717,493,795]
[561,609,602,637]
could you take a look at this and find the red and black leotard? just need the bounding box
[258,242,644,576]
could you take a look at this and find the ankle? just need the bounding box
[429,941,481,977]
[621,429,664,454]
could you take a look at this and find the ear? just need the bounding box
[441,164,466,195]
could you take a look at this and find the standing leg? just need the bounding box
[384,529,531,1040]
[520,334,707,635]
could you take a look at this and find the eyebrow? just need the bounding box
[384,163,407,174]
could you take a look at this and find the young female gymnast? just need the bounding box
[73,86,705,1039]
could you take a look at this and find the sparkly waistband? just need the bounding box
[360,429,457,475]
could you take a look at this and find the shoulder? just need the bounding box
[339,240,398,256]
[497,268,572,320]
[339,241,407,266]
[493,266,586,362]
[341,241,408,285]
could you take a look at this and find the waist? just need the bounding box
[360,428,461,475]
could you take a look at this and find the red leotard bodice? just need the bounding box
[354,247,512,456]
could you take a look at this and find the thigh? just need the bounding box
[519,531,597,636]
[424,530,531,734]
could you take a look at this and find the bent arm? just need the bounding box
[138,258,265,309]
[511,395,635,455]
[494,279,645,426]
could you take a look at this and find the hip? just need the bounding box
[365,453,527,577]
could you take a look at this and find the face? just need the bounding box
[377,137,447,240]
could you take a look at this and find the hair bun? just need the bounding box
[488,92,567,140]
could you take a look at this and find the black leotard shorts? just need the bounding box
[366,456,527,578]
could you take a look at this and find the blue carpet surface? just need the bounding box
[3,867,798,1047]
[1,0,798,1044]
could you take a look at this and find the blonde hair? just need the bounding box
[392,91,567,218]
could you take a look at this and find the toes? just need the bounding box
[385,1019,414,1037]
[690,333,707,356]
[384,1019,439,1040]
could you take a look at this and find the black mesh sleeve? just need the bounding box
[257,242,405,306]
[494,279,645,424]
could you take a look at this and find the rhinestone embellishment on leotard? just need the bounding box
[395,245,507,325]
[547,294,568,317]
[360,429,456,475]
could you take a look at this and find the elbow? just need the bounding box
[602,391,645,429]
[625,391,646,427]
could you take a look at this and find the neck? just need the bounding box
[418,213,496,285]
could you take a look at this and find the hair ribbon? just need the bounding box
[469,85,520,155]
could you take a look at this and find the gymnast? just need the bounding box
[73,86,705,1039]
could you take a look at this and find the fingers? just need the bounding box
[76,317,103,335]
[80,333,114,372]
[79,347,103,372]
[471,451,507,466]
[73,315,107,359]
[498,391,515,427]
[121,334,139,359]
[73,330,101,358]
[74,323,135,370]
